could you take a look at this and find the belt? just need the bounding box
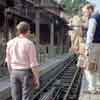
[12,68,32,72]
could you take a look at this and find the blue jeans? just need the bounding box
[10,69,33,100]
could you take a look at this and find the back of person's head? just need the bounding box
[82,4,94,17]
[72,15,82,26]
[16,21,30,34]
[82,4,94,13]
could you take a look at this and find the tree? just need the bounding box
[63,0,87,15]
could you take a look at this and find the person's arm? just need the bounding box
[28,43,40,88]
[86,18,97,49]
[85,18,97,56]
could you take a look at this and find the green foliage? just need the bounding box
[63,0,87,15]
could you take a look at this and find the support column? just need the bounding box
[49,22,55,57]
[50,22,54,47]
[8,15,16,40]
[8,29,12,40]
[59,28,63,54]
[4,10,8,42]
[14,16,17,36]
[35,11,40,60]
[57,31,61,54]
[65,33,70,52]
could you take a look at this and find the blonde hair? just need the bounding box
[82,4,94,13]
[16,21,30,34]
[72,15,82,26]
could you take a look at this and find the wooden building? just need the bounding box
[0,0,70,65]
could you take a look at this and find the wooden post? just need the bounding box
[59,28,63,54]
[8,15,16,40]
[50,22,54,47]
[49,21,55,57]
[4,10,8,42]
[35,10,40,60]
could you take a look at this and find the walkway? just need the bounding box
[79,75,100,100]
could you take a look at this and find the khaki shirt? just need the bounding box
[69,30,85,55]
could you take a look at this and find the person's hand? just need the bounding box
[33,77,40,89]
[81,64,86,70]
[85,48,89,56]
[34,79,40,89]
[74,48,79,54]
[70,47,79,54]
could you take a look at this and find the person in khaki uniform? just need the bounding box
[69,15,86,64]
[82,4,100,93]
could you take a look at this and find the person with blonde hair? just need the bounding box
[82,3,100,93]
[69,15,85,55]
[5,21,40,100]
[69,15,86,71]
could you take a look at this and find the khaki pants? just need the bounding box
[85,43,100,90]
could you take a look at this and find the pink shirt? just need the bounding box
[5,36,39,70]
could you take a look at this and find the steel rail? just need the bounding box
[63,67,80,100]
[33,56,76,100]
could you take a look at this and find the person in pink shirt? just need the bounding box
[5,21,40,100]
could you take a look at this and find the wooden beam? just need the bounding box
[5,8,33,22]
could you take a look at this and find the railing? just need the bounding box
[5,7,33,21]
[5,7,25,16]
[38,45,67,64]
[26,0,34,3]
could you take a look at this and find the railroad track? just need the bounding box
[32,55,82,100]
[6,54,82,100]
